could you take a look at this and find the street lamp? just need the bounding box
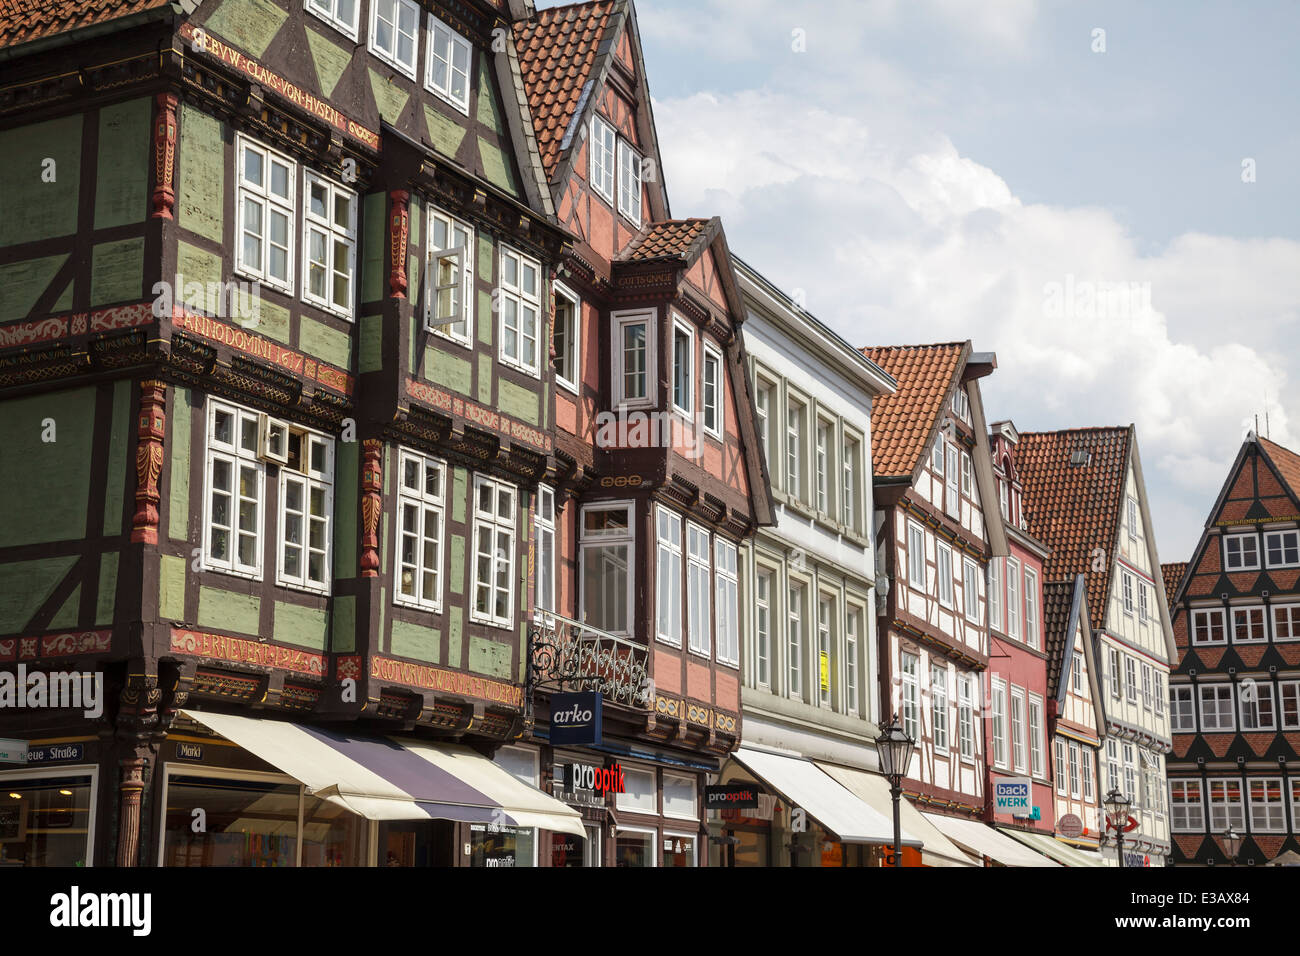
[1103,788,1131,869]
[876,713,915,868]
[1222,826,1242,867]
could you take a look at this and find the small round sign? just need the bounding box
[1058,813,1084,839]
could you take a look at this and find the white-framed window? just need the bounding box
[1232,605,1267,643]
[1108,646,1121,700]
[1028,695,1044,778]
[1010,687,1026,773]
[1072,651,1084,694]
[1248,779,1285,832]
[616,138,643,223]
[815,419,831,514]
[755,377,773,475]
[1169,779,1204,832]
[818,596,835,707]
[499,245,542,376]
[368,0,419,79]
[661,771,698,821]
[845,605,861,716]
[552,282,580,392]
[1282,681,1300,730]
[1265,529,1300,568]
[842,435,859,530]
[1192,607,1227,645]
[999,479,1009,521]
[701,342,722,438]
[907,522,926,590]
[589,115,616,204]
[1292,780,1300,831]
[961,451,972,497]
[788,583,804,701]
[655,507,682,647]
[1122,744,1137,806]
[900,651,919,741]
[306,0,359,39]
[274,427,333,593]
[931,664,949,751]
[963,558,980,623]
[1054,740,1067,795]
[937,543,954,609]
[1105,738,1120,792]
[958,675,974,760]
[425,206,473,342]
[1124,656,1138,705]
[1224,532,1260,571]
[715,538,739,667]
[989,558,1002,631]
[302,170,356,318]
[1082,748,1094,801]
[581,502,633,636]
[1141,663,1153,711]
[235,135,294,293]
[616,766,656,814]
[672,316,694,415]
[786,397,805,501]
[1121,570,1135,616]
[471,476,516,629]
[755,567,772,689]
[686,522,711,657]
[1240,680,1275,731]
[1137,581,1149,623]
[1171,684,1195,732]
[931,438,944,475]
[945,444,960,519]
[1068,741,1080,798]
[203,399,265,578]
[1127,496,1140,541]
[425,14,471,113]
[1155,671,1166,717]
[1024,567,1038,647]
[1199,684,1235,732]
[991,678,1008,769]
[612,310,654,408]
[1274,604,1300,641]
[1005,557,1020,640]
[1207,779,1245,831]
[534,485,556,616]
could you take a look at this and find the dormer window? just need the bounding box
[590,116,616,203]
[589,114,643,224]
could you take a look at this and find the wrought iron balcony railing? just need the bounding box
[527,612,653,710]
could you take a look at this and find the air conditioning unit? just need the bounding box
[259,413,289,465]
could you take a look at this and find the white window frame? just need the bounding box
[989,558,1002,631]
[203,399,265,579]
[931,663,949,752]
[1199,683,1235,732]
[755,376,773,476]
[1068,741,1081,798]
[425,14,472,114]
[958,675,974,760]
[788,583,805,701]
[1240,680,1275,731]
[671,315,694,416]
[931,439,944,476]
[1121,570,1135,616]
[1224,532,1260,571]
[961,451,972,497]
[1169,779,1204,832]
[1010,686,1026,773]
[686,522,712,658]
[498,245,542,377]
[589,115,616,204]
[611,309,655,409]
[907,522,926,590]
[1005,557,1020,640]
[368,0,419,80]
[842,434,859,530]
[1137,581,1149,623]
[655,506,683,648]
[580,500,634,637]
[991,678,1008,769]
[937,542,954,609]
[1072,651,1084,694]
[302,169,357,319]
[1192,607,1227,646]
[615,766,657,814]
[815,418,832,515]
[534,485,556,617]
[306,0,360,41]
[786,396,805,502]
[818,594,834,708]
[945,444,960,519]
[1024,567,1038,647]
[470,475,517,629]
[900,651,920,742]
[616,137,643,224]
[1028,695,1044,778]
[1127,496,1140,542]
[1141,663,1153,711]
[551,281,581,393]
[755,566,772,690]
[1054,740,1067,796]
[1232,605,1267,644]
[1108,646,1121,700]
[274,428,333,594]
[1265,529,1300,568]
[715,537,739,667]
[425,205,474,344]
[1273,604,1300,642]
[845,604,861,717]
[1082,747,1094,802]
[1170,684,1195,732]
[963,558,980,623]
[1207,778,1245,832]
[235,134,295,294]
[701,342,723,439]
[1124,656,1138,705]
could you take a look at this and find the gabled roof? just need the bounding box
[1043,580,1076,700]
[513,0,616,177]
[859,343,968,479]
[618,218,710,262]
[1260,436,1300,501]
[1016,426,1132,633]
[1161,562,1187,609]
[0,0,171,50]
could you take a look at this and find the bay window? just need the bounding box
[715,538,739,666]
[687,523,711,656]
[581,502,632,636]
[612,310,653,407]
[672,317,693,414]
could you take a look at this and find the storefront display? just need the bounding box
[0,769,96,867]
[614,827,656,866]
[469,823,534,867]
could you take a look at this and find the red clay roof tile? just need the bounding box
[1260,436,1300,501]
[859,343,966,479]
[1161,561,1187,608]
[618,217,709,261]
[0,0,171,49]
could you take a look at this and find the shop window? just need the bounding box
[301,795,367,867]
[162,772,302,867]
[614,827,656,867]
[378,819,456,867]
[551,825,600,867]
[616,767,657,814]
[662,833,696,867]
[0,770,95,867]
[469,823,534,867]
[661,772,697,821]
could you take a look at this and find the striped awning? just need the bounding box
[181,710,584,837]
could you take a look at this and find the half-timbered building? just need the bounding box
[1164,433,1300,866]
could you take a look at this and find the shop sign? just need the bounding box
[566,762,625,795]
[819,652,830,693]
[26,743,83,764]
[175,743,204,762]
[993,776,1033,816]
[0,738,28,764]
[1125,852,1150,868]
[704,784,762,809]
[551,692,602,746]
[1058,813,1084,839]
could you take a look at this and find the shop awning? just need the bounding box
[816,763,977,867]
[180,710,584,837]
[732,747,920,847]
[997,827,1106,867]
[921,812,1061,867]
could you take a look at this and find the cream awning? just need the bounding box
[997,826,1107,867]
[921,812,1062,867]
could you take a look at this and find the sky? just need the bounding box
[541,0,1300,564]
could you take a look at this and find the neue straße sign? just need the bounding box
[704,784,763,809]
[550,692,602,746]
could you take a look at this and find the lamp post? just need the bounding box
[1222,826,1242,867]
[876,713,915,868]
[1103,788,1131,868]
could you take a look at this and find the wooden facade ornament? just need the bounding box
[151,93,178,219]
[131,380,167,544]
[360,439,383,576]
[115,752,149,867]
[114,674,161,867]
[389,190,410,299]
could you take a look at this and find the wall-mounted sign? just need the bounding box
[0,739,28,765]
[819,652,830,693]
[704,784,763,809]
[993,777,1033,816]
[566,762,625,795]
[551,692,602,747]
[1058,813,1084,839]
[175,742,204,762]
[1125,852,1150,868]
[26,744,83,764]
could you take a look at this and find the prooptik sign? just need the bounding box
[566,762,625,795]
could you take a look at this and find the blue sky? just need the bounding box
[539,0,1300,563]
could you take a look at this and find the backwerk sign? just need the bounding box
[993,777,1034,816]
[551,692,602,746]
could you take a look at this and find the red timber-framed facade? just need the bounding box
[512,0,772,866]
[0,0,591,867]
[862,343,1008,829]
[1165,433,1300,866]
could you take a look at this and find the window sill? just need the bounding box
[201,563,263,584]
[469,614,515,631]
[429,327,473,349]
[394,595,443,615]
[368,48,418,83]
[556,376,580,396]
[274,576,332,597]
[304,295,355,323]
[305,8,360,43]
[499,356,541,380]
[426,85,471,118]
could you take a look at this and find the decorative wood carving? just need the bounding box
[360,439,382,576]
[151,93,178,219]
[131,379,166,544]
[389,190,410,299]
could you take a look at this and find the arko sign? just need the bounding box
[551,692,602,746]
